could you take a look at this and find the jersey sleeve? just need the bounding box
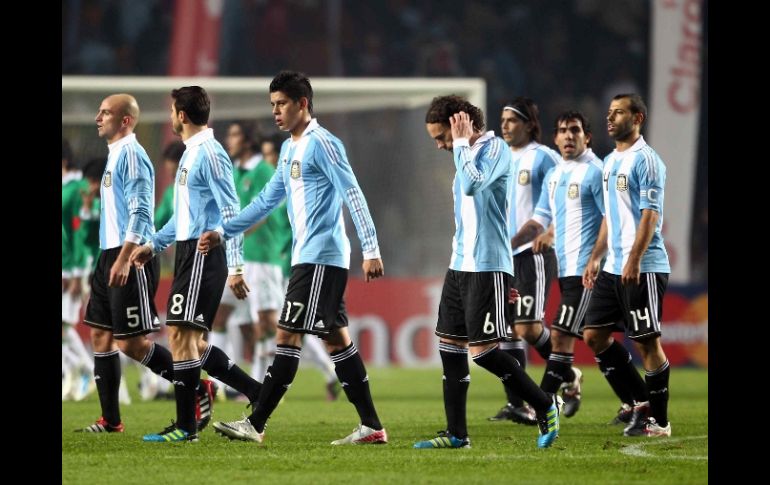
[532,169,553,229]
[635,152,666,213]
[202,149,243,272]
[120,148,154,244]
[451,137,509,196]
[313,136,381,259]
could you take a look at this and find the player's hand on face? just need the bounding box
[198,231,222,255]
[129,245,152,268]
[228,274,250,300]
[362,258,384,282]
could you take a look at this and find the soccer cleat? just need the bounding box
[118,377,132,405]
[330,424,388,445]
[139,369,160,401]
[195,379,218,432]
[142,426,198,442]
[622,401,650,435]
[560,366,583,417]
[326,380,341,401]
[623,416,672,437]
[609,403,634,425]
[76,416,125,433]
[488,403,538,425]
[536,395,562,448]
[213,416,264,442]
[413,430,470,449]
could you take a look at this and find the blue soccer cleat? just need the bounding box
[414,430,470,449]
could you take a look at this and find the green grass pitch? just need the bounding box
[63,365,707,484]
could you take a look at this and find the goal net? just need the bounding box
[62,76,486,277]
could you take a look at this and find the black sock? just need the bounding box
[331,343,382,430]
[172,359,200,434]
[541,352,573,394]
[533,326,552,360]
[499,339,526,406]
[645,360,670,426]
[595,340,647,404]
[200,344,262,402]
[140,342,173,382]
[438,342,469,439]
[94,350,121,426]
[472,346,551,413]
[248,345,301,433]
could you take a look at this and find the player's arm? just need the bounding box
[583,217,607,289]
[314,137,383,282]
[530,173,554,253]
[450,113,507,195]
[112,151,153,286]
[622,157,665,285]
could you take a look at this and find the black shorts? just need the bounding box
[550,276,593,338]
[511,247,557,323]
[436,269,511,346]
[84,247,160,339]
[166,240,228,331]
[279,263,348,336]
[584,271,668,341]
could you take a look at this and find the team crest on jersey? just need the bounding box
[616,174,628,192]
[518,169,531,185]
[179,168,188,186]
[103,171,112,187]
[290,160,302,179]
[568,183,580,199]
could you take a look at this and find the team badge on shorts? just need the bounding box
[291,160,302,179]
[616,174,628,191]
[179,168,189,186]
[568,183,580,199]
[518,169,531,185]
[103,171,112,187]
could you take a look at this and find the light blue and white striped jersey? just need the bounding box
[99,133,155,249]
[602,136,670,274]
[449,132,513,275]
[222,119,380,269]
[532,148,604,277]
[152,129,243,270]
[509,141,560,255]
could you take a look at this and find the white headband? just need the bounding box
[503,106,530,121]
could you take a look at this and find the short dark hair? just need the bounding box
[82,157,106,182]
[171,86,210,125]
[554,110,592,146]
[229,121,260,153]
[62,138,75,169]
[270,70,314,114]
[612,93,647,125]
[502,97,541,143]
[425,95,485,131]
[161,140,186,163]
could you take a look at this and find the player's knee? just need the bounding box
[583,328,610,353]
[550,329,573,352]
[116,336,148,361]
[90,328,113,352]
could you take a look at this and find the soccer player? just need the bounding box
[413,95,560,449]
[508,111,612,417]
[583,94,672,437]
[130,86,263,442]
[489,97,562,424]
[77,94,186,433]
[260,134,341,400]
[201,70,387,445]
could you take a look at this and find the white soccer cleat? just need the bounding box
[140,368,160,401]
[118,376,132,405]
[330,424,388,445]
[213,417,264,443]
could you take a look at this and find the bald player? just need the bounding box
[78,94,180,434]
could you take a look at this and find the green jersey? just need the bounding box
[155,184,174,230]
[62,172,86,276]
[236,159,285,265]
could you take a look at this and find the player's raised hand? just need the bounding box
[362,258,384,282]
[450,111,474,140]
[198,231,222,255]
